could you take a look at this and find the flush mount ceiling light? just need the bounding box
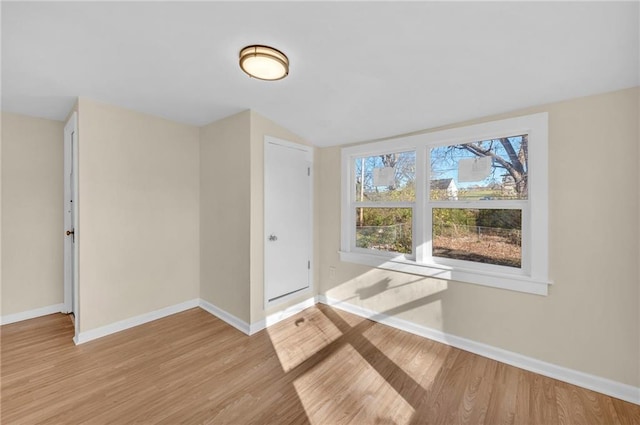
[239,45,289,81]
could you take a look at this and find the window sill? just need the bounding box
[339,251,551,296]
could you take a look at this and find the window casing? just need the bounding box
[340,113,550,295]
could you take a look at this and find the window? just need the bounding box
[340,113,550,295]
[428,136,528,273]
[353,151,415,256]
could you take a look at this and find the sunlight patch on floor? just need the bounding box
[293,343,414,425]
[266,308,343,372]
[362,322,450,392]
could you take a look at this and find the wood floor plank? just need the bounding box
[611,396,640,425]
[531,372,560,425]
[2,306,639,424]
[484,361,520,425]
[418,349,498,425]
[556,381,589,425]
[513,367,532,425]
[554,379,621,425]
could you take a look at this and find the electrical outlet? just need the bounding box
[329,266,336,280]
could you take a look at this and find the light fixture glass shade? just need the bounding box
[239,45,289,81]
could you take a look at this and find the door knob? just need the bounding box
[268,234,278,241]
[66,230,74,236]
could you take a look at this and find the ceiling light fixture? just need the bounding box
[239,45,289,81]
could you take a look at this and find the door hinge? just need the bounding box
[307,167,310,176]
[308,260,311,269]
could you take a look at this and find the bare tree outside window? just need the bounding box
[430,135,527,268]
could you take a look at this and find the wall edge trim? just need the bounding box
[317,295,640,405]
[74,299,199,345]
[0,303,65,325]
[199,299,251,335]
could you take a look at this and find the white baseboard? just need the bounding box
[72,296,318,345]
[74,299,199,345]
[198,296,318,336]
[198,299,251,335]
[249,296,318,335]
[317,295,640,406]
[13,295,636,405]
[1,303,65,325]
[0,303,64,325]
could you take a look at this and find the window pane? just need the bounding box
[356,207,412,254]
[430,135,528,201]
[355,151,415,202]
[432,208,521,268]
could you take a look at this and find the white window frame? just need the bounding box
[349,150,417,261]
[340,113,551,295]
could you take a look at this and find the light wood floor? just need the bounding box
[2,305,639,424]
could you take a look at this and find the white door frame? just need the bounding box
[63,112,79,338]
[263,136,314,308]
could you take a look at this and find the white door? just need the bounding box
[63,113,77,317]
[264,137,313,304]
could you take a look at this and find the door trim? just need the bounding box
[63,111,79,339]
[263,136,314,308]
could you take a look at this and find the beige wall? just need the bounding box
[318,87,640,387]
[200,111,251,323]
[3,89,636,388]
[77,98,200,332]
[199,109,317,325]
[248,111,318,324]
[0,105,317,329]
[1,113,65,315]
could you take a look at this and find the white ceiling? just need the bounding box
[2,1,638,147]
